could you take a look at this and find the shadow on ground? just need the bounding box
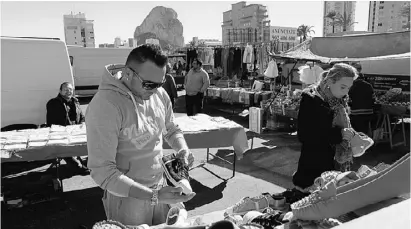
[185,179,227,211]
[2,186,105,229]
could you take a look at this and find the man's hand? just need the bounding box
[342,128,356,141]
[158,186,196,205]
[176,149,194,168]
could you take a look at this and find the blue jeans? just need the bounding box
[102,178,170,226]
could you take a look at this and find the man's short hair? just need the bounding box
[60,82,72,90]
[192,58,203,67]
[126,44,168,67]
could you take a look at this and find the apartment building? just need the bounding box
[128,38,137,48]
[221,1,270,45]
[63,12,95,47]
[99,38,137,48]
[114,37,122,48]
[323,1,356,36]
[368,1,409,33]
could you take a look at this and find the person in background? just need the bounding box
[162,63,178,108]
[293,63,358,192]
[46,82,89,174]
[348,63,375,135]
[86,44,195,226]
[176,61,183,76]
[184,58,210,116]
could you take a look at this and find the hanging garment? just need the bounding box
[227,47,235,78]
[233,48,242,76]
[258,44,263,74]
[197,49,205,64]
[209,51,214,66]
[214,48,222,68]
[298,65,324,85]
[243,45,253,63]
[222,48,229,77]
[261,44,269,74]
[253,45,257,70]
[264,60,279,78]
[205,47,214,66]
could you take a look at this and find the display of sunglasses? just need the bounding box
[128,66,165,90]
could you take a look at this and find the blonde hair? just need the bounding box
[321,63,359,84]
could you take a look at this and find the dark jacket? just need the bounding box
[348,76,375,115]
[46,94,85,127]
[293,89,344,189]
[162,74,178,103]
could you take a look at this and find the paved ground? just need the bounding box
[2,91,409,229]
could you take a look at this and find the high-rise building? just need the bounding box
[114,37,122,48]
[368,1,409,33]
[128,38,137,48]
[63,12,95,47]
[323,1,356,36]
[221,1,270,45]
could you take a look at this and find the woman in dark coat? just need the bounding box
[293,63,358,191]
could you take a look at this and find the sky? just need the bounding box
[1,0,370,46]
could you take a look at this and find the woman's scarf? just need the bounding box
[316,80,353,172]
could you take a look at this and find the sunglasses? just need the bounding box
[128,67,165,90]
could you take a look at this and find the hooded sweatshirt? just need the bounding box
[86,64,185,197]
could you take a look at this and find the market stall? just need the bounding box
[373,89,410,149]
[168,53,187,87]
[206,85,273,112]
[1,115,248,176]
[146,153,410,229]
[251,34,411,139]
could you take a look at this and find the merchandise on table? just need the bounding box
[92,220,149,229]
[224,193,277,216]
[206,87,272,106]
[0,124,87,154]
[375,88,410,115]
[175,114,242,132]
[291,153,410,221]
[221,156,408,228]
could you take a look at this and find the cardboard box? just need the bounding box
[249,107,263,134]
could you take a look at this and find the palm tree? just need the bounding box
[325,11,339,34]
[197,41,207,47]
[188,40,206,48]
[297,25,315,42]
[332,2,357,32]
[400,2,410,30]
[334,11,357,32]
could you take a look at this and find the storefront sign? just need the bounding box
[364,74,410,92]
[270,26,298,43]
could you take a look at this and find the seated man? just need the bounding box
[46,82,89,174]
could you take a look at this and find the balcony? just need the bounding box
[242,15,253,19]
[222,21,233,27]
[258,6,267,12]
[256,13,269,20]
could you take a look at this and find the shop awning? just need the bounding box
[271,31,411,63]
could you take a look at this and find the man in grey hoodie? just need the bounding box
[86,44,195,226]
